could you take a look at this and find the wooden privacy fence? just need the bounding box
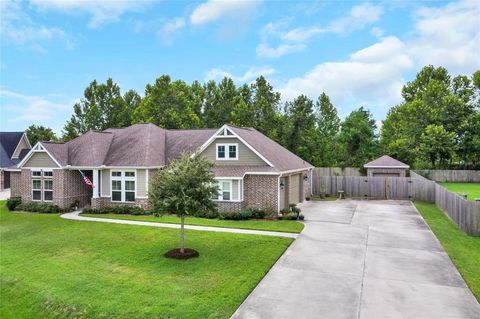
[313,167,362,177]
[413,170,480,182]
[311,175,480,236]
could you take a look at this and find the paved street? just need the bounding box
[232,200,480,319]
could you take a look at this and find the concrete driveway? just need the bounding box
[232,200,480,319]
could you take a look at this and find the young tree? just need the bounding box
[148,154,218,257]
[26,125,57,145]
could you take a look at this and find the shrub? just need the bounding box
[285,212,298,220]
[16,202,62,214]
[6,197,22,211]
[298,214,305,221]
[219,210,251,220]
[205,211,219,219]
[81,205,145,215]
[250,208,266,219]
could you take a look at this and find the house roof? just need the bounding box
[0,132,30,168]
[21,123,313,173]
[364,155,410,168]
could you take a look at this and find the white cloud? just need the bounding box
[158,17,186,44]
[205,66,275,83]
[329,2,384,35]
[0,90,73,131]
[370,27,384,38]
[190,0,262,26]
[408,0,480,75]
[278,36,414,113]
[281,26,324,43]
[30,0,153,28]
[256,43,305,58]
[0,0,66,51]
[257,2,384,58]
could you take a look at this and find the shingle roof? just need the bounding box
[0,132,30,168]
[212,165,277,177]
[364,155,409,168]
[24,123,313,173]
[228,126,313,172]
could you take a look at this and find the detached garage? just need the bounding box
[364,155,409,177]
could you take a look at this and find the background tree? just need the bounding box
[283,95,316,163]
[26,125,57,145]
[313,93,340,166]
[338,107,379,167]
[148,154,218,257]
[381,65,479,168]
[202,78,236,128]
[133,75,202,129]
[62,78,139,140]
[419,124,456,167]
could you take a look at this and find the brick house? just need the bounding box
[10,124,313,212]
[1,132,31,191]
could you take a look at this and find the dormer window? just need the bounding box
[216,143,238,160]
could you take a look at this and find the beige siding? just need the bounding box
[232,179,239,200]
[289,173,301,204]
[279,177,286,210]
[23,152,58,168]
[101,169,110,196]
[12,136,30,159]
[201,138,266,165]
[137,169,147,197]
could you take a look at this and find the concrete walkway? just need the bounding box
[60,211,298,239]
[232,200,480,319]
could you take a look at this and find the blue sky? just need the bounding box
[1,0,479,134]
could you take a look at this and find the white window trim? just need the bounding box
[31,169,53,202]
[111,170,137,203]
[212,178,243,202]
[216,143,238,160]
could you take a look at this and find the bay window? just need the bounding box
[111,170,136,202]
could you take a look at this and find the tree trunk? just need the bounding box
[180,215,185,254]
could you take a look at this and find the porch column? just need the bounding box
[92,169,99,198]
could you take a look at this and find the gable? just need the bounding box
[200,137,267,166]
[22,152,59,168]
[12,134,31,159]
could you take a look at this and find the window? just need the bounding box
[216,143,238,160]
[212,180,232,201]
[43,180,53,201]
[228,145,236,159]
[111,170,136,202]
[217,145,225,159]
[32,179,41,201]
[31,170,53,201]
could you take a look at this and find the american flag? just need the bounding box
[79,170,94,188]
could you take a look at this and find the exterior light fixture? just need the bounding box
[304,174,308,181]
[279,180,285,189]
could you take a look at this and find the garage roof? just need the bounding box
[364,155,409,168]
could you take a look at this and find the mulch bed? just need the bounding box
[164,248,199,260]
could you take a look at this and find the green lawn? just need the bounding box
[0,202,293,318]
[414,202,480,301]
[81,213,304,233]
[438,182,480,201]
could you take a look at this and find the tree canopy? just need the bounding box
[56,65,479,169]
[26,125,57,146]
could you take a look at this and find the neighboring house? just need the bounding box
[10,124,313,212]
[364,155,409,177]
[0,132,31,191]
